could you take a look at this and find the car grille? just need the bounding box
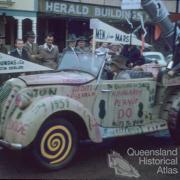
[0,83,12,121]
[0,83,12,104]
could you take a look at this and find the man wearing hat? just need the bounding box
[121,44,145,68]
[63,34,77,53]
[75,36,89,53]
[109,55,130,79]
[109,55,153,79]
[24,31,42,64]
[0,34,8,54]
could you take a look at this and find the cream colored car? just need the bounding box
[0,51,179,170]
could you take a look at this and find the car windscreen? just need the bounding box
[58,51,105,76]
[145,55,161,60]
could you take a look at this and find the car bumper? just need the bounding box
[0,139,22,150]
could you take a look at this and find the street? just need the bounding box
[0,130,179,179]
[0,0,180,179]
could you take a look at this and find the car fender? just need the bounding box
[4,95,102,147]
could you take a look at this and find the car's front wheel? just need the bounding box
[32,118,78,170]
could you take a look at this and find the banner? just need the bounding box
[121,0,142,10]
[42,0,149,21]
[90,18,151,48]
[0,53,52,74]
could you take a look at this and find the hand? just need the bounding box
[168,70,175,77]
[128,63,134,68]
[31,55,36,59]
[32,54,43,60]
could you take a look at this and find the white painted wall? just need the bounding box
[163,0,180,13]
[64,0,121,7]
[0,0,36,11]
[2,0,178,13]
[64,0,180,13]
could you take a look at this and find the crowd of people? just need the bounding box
[0,31,179,77]
[0,32,92,70]
[107,54,153,80]
[0,31,145,70]
[0,31,154,82]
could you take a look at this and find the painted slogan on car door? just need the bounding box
[94,79,156,128]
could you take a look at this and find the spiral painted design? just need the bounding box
[40,125,72,164]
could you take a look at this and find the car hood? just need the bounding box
[19,71,95,85]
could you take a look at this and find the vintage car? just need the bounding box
[143,51,167,67]
[0,51,179,170]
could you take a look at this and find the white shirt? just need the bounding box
[96,47,109,54]
[43,43,55,52]
[16,48,22,56]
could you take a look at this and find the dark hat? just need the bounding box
[77,36,87,42]
[25,31,36,37]
[89,35,93,40]
[0,34,5,38]
[66,34,77,42]
[110,55,128,69]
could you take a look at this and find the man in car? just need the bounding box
[109,55,130,79]
[121,44,145,68]
[109,55,152,80]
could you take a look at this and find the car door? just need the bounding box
[93,77,156,129]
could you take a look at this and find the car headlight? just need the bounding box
[15,91,32,110]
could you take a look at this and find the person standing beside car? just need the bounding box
[75,36,89,53]
[95,42,110,55]
[39,33,59,69]
[7,39,29,80]
[0,34,8,54]
[24,31,42,64]
[86,35,93,53]
[95,42,111,61]
[10,39,29,60]
[63,34,77,53]
[0,34,9,84]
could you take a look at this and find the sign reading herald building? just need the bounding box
[39,0,149,21]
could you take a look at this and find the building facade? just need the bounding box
[0,0,179,52]
[37,0,151,51]
[0,0,37,50]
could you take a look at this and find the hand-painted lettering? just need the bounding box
[33,88,57,97]
[7,120,29,136]
[118,108,132,119]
